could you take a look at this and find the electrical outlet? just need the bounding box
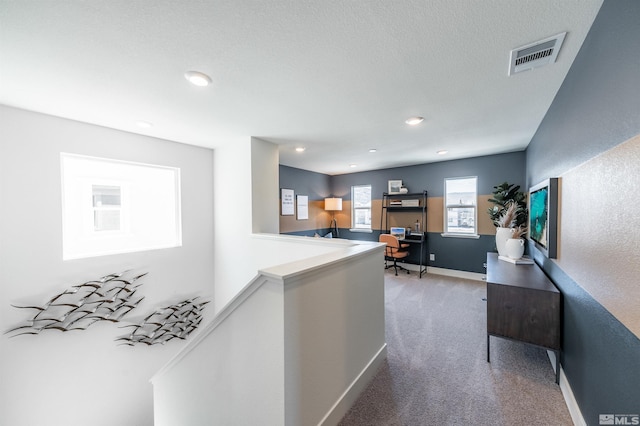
[429,254,435,261]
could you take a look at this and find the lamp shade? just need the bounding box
[324,197,342,211]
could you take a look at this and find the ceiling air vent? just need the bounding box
[508,32,567,75]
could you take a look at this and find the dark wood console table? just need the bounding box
[486,252,561,384]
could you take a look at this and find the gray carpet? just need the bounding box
[338,271,572,426]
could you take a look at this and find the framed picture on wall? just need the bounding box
[388,180,402,194]
[296,195,308,220]
[528,178,559,258]
[281,188,294,216]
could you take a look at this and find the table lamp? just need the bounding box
[324,197,342,237]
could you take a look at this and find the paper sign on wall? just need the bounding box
[281,188,294,215]
[297,195,308,220]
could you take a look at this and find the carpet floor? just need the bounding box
[338,270,572,426]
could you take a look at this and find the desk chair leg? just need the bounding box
[384,256,410,276]
[391,259,410,276]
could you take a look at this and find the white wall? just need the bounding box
[211,136,281,313]
[212,137,254,313]
[0,106,215,426]
[251,137,279,234]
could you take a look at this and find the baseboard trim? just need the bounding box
[427,266,485,282]
[389,264,485,282]
[547,350,585,426]
[318,343,388,426]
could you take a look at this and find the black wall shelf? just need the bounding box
[380,191,428,277]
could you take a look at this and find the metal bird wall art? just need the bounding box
[116,297,209,346]
[5,271,147,337]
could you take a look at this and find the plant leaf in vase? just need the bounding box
[511,224,527,240]
[493,201,522,228]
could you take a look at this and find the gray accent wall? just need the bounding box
[280,165,332,201]
[281,152,526,273]
[279,165,333,236]
[333,152,525,273]
[526,1,640,423]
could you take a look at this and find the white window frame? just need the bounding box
[90,183,126,234]
[350,184,372,233]
[61,153,182,260]
[442,176,479,239]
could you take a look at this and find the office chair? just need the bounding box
[379,234,410,276]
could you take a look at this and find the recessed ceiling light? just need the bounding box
[405,116,424,126]
[295,147,306,152]
[184,71,212,87]
[349,164,357,168]
[136,120,153,128]
[437,150,448,155]
[369,148,377,153]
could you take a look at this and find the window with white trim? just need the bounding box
[61,153,182,260]
[444,176,477,235]
[351,185,372,230]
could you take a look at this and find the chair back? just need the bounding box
[379,233,400,249]
[379,234,404,258]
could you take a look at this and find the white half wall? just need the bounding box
[152,276,286,426]
[281,241,386,425]
[151,236,386,426]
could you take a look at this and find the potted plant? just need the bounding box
[492,201,517,256]
[487,182,527,227]
[488,182,527,256]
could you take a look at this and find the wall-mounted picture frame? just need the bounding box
[388,180,403,194]
[528,177,559,258]
[281,188,294,216]
[296,195,308,220]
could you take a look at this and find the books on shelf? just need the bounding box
[498,255,534,265]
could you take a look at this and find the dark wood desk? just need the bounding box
[486,252,561,384]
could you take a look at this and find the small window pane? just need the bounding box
[94,210,120,231]
[92,185,121,207]
[353,186,371,208]
[446,207,475,234]
[93,185,121,232]
[354,209,371,228]
[445,177,476,206]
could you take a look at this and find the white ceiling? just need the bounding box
[0,0,603,175]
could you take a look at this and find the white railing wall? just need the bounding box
[151,235,386,426]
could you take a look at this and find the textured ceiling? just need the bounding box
[0,0,603,175]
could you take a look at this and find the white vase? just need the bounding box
[495,227,515,256]
[505,238,525,259]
